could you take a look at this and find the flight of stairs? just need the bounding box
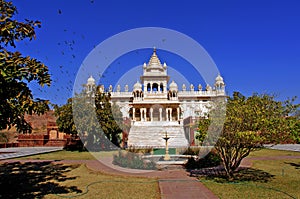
[128,121,189,148]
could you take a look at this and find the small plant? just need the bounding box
[113,150,156,170]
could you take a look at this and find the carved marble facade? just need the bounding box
[85,49,226,148]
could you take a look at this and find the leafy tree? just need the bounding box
[54,98,77,135]
[287,116,300,143]
[55,94,106,150]
[195,116,210,145]
[0,0,51,133]
[55,87,123,150]
[197,92,299,179]
[94,88,122,147]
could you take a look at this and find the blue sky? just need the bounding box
[11,0,300,105]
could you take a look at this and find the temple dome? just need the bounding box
[215,74,223,82]
[215,74,225,87]
[133,81,142,91]
[87,75,95,85]
[169,80,178,91]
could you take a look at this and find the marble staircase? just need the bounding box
[128,121,189,148]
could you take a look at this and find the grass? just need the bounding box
[249,148,300,158]
[45,164,159,199]
[15,150,118,160]
[0,161,159,199]
[10,148,300,198]
[201,149,300,199]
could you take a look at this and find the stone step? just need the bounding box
[128,123,188,148]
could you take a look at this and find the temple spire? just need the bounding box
[148,47,162,67]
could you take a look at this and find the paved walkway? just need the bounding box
[264,144,300,152]
[0,147,63,160]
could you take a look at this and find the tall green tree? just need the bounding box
[197,92,299,179]
[55,88,123,150]
[54,98,77,135]
[94,88,122,147]
[0,0,51,133]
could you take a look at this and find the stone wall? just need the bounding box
[17,134,69,147]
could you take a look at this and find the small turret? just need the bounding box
[214,74,225,90]
[169,80,178,92]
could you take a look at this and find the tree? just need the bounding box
[287,116,300,143]
[55,87,123,150]
[197,92,299,179]
[54,98,77,135]
[55,94,104,150]
[195,116,210,145]
[0,0,51,133]
[94,88,122,147]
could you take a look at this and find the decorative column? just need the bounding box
[150,82,153,93]
[150,108,153,121]
[166,108,169,121]
[142,108,145,121]
[159,108,162,121]
[133,108,136,121]
[144,108,147,122]
[144,82,147,92]
[177,107,180,121]
[159,83,162,93]
[170,108,172,121]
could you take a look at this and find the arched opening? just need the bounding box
[147,83,151,92]
[88,85,92,92]
[152,83,159,92]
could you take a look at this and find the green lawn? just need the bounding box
[202,149,300,199]
[45,164,159,199]
[249,148,300,157]
[0,160,159,199]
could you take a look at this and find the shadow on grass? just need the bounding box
[201,168,275,183]
[0,161,82,199]
[285,162,300,170]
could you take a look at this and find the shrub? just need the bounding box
[113,150,156,170]
[185,150,221,170]
[183,147,201,155]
